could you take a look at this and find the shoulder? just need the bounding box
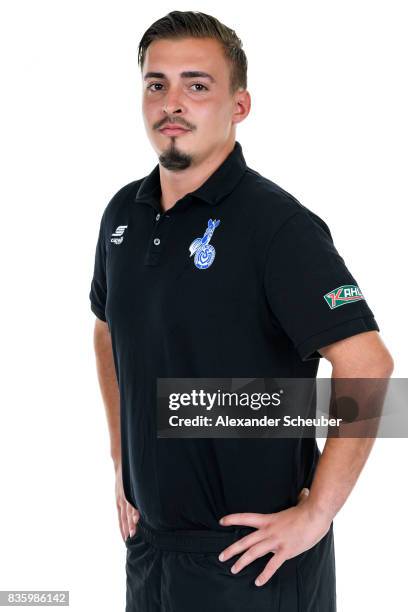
[96,178,147,240]
[239,166,332,243]
[102,178,144,219]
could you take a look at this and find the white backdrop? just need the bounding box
[0,1,406,610]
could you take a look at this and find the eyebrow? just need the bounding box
[143,71,215,83]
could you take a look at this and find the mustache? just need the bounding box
[154,117,196,131]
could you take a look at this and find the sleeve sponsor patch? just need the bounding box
[323,284,365,309]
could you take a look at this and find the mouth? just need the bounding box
[159,125,191,136]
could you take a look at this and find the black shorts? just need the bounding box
[125,516,336,611]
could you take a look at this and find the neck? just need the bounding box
[158,139,235,212]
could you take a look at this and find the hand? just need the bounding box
[218,488,332,586]
[115,463,139,542]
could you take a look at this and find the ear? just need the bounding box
[231,89,251,126]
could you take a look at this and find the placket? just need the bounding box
[144,208,173,267]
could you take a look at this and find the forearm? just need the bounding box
[307,436,375,522]
[93,319,121,469]
[307,361,393,522]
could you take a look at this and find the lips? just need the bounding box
[159,125,190,135]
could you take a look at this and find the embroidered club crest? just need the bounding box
[189,219,220,269]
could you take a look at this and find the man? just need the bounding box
[89,10,393,612]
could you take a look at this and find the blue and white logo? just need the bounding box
[189,219,220,269]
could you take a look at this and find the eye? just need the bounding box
[190,83,208,92]
[146,82,164,92]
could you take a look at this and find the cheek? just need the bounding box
[199,106,231,136]
[142,95,161,117]
[192,99,226,124]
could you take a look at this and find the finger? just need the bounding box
[117,513,125,541]
[126,502,137,537]
[297,488,310,505]
[117,502,126,541]
[132,507,140,527]
[297,488,309,506]
[220,513,268,528]
[219,530,264,562]
[230,539,280,574]
[120,503,129,540]
[255,552,286,586]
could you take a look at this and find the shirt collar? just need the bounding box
[134,140,247,208]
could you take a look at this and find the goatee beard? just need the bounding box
[159,139,192,171]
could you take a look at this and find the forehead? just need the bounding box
[143,37,228,75]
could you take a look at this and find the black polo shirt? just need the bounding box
[89,141,379,530]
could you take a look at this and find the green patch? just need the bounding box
[324,284,364,309]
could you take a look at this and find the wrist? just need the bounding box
[111,452,122,472]
[304,496,335,526]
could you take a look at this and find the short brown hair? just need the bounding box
[137,11,247,93]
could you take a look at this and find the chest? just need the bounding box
[104,207,262,331]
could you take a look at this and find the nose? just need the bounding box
[162,85,185,115]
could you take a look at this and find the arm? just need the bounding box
[306,329,394,522]
[93,318,139,540]
[218,330,394,586]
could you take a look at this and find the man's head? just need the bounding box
[137,11,250,171]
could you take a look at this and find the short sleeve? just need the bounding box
[89,210,108,322]
[264,210,380,361]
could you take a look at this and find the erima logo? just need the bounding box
[110,225,128,245]
[189,219,220,269]
[324,284,365,309]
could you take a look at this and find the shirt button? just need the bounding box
[155,213,160,221]
[153,238,160,246]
